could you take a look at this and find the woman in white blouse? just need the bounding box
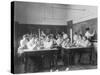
[85,28,95,40]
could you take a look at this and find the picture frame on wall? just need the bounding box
[11,1,97,74]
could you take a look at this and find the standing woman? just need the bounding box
[85,27,95,41]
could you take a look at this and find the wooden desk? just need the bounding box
[63,47,94,66]
[21,47,95,72]
[22,48,58,72]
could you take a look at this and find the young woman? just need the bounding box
[18,34,29,54]
[85,27,95,40]
[80,36,91,47]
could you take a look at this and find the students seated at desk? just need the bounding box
[80,36,91,47]
[18,34,40,54]
[73,33,91,47]
[17,29,94,54]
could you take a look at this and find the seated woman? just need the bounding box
[74,34,91,47]
[43,35,54,49]
[80,36,91,47]
[18,34,29,54]
[73,32,79,45]
[27,34,40,50]
[74,34,83,47]
[61,38,71,48]
[56,35,63,46]
[62,32,68,40]
[27,37,36,50]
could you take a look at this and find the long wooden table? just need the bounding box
[62,47,94,66]
[21,47,95,72]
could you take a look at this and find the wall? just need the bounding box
[14,1,97,25]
